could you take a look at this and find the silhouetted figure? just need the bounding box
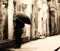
[14,19,24,48]
[14,13,31,48]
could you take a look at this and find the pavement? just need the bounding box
[5,35,60,51]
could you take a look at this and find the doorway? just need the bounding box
[49,11,56,35]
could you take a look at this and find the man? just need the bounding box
[14,19,24,48]
[14,13,31,48]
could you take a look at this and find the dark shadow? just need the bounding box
[54,46,60,51]
[0,49,14,51]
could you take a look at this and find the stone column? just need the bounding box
[55,0,59,33]
[8,0,14,40]
[0,0,3,40]
[31,0,38,39]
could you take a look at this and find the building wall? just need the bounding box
[0,0,8,41]
[0,0,60,41]
[22,0,32,40]
[15,0,32,41]
[48,0,59,35]
[0,0,3,41]
[56,0,60,33]
[37,0,49,37]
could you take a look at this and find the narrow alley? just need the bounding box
[0,0,60,51]
[6,35,60,51]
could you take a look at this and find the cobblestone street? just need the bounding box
[6,35,60,51]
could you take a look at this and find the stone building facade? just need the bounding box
[0,0,60,42]
[48,0,60,35]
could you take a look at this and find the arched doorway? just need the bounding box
[1,0,8,40]
[49,10,56,35]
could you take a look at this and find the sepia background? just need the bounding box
[0,0,60,51]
